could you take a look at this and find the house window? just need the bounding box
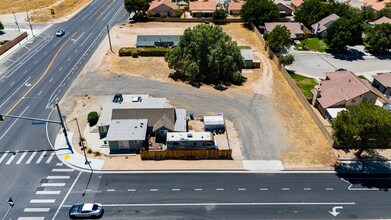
[351,99,356,103]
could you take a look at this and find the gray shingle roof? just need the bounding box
[105,119,148,141]
[136,35,181,47]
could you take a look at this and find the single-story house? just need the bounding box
[264,22,304,39]
[371,16,391,25]
[311,71,388,118]
[364,0,391,11]
[276,2,294,17]
[203,115,225,131]
[311,13,340,38]
[189,1,216,17]
[148,0,179,17]
[166,132,217,150]
[136,35,181,48]
[290,0,303,10]
[372,73,391,98]
[228,1,243,15]
[240,49,254,68]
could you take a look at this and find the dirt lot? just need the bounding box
[61,22,336,170]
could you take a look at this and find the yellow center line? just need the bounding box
[4,32,78,118]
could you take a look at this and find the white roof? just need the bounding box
[174,109,187,132]
[105,119,147,141]
[326,108,346,119]
[240,49,254,61]
[166,132,214,142]
[81,203,94,211]
[203,115,224,125]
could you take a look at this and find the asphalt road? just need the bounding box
[53,172,391,219]
[0,0,127,219]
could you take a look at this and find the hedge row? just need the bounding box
[118,47,172,57]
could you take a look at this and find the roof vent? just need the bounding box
[187,134,193,138]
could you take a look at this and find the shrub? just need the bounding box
[212,9,227,20]
[87,111,99,127]
[119,47,137,56]
[173,9,183,18]
[137,47,172,56]
[279,54,295,65]
[194,12,203,18]
[87,148,93,154]
[0,21,4,30]
[131,50,138,58]
[94,151,101,156]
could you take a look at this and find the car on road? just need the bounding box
[69,203,104,219]
[335,68,348,72]
[56,29,65,37]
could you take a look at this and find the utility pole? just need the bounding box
[13,12,20,32]
[106,25,113,52]
[56,103,73,154]
[25,11,35,37]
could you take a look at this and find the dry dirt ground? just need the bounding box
[61,22,336,170]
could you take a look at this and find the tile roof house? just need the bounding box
[189,1,216,16]
[276,2,294,17]
[372,16,391,25]
[148,0,179,17]
[311,13,340,37]
[311,71,388,119]
[364,0,391,11]
[264,22,304,39]
[290,0,303,10]
[228,1,243,15]
[372,73,391,98]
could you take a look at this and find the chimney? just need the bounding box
[311,85,321,106]
[314,22,320,34]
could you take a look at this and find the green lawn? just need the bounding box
[289,74,318,99]
[358,75,371,83]
[295,38,329,52]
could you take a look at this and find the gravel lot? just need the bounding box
[61,22,336,169]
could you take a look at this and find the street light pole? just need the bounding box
[13,12,20,32]
[25,11,35,37]
[106,25,113,52]
[56,103,73,154]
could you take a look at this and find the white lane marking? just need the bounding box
[348,184,380,191]
[36,151,47,164]
[26,150,37,164]
[42,183,66,187]
[75,49,78,53]
[24,208,50,212]
[47,176,70,179]
[0,77,31,109]
[150,189,158,192]
[56,163,63,166]
[304,188,312,191]
[44,51,48,55]
[10,81,15,86]
[0,151,10,163]
[30,199,56,203]
[72,32,85,44]
[172,189,180,191]
[37,90,42,96]
[107,189,115,192]
[53,172,82,220]
[49,77,53,83]
[53,40,61,47]
[128,189,136,192]
[16,151,28,164]
[34,60,38,64]
[67,57,71,62]
[326,188,334,191]
[23,70,27,75]
[6,153,16,165]
[52,168,74,172]
[216,188,224,191]
[18,217,45,220]
[260,188,268,191]
[80,32,93,47]
[238,188,246,191]
[59,67,63,71]
[36,191,61,195]
[282,188,290,191]
[194,188,202,191]
[46,152,55,163]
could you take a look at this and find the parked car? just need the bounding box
[113,93,123,103]
[56,29,65,37]
[335,68,348,72]
[69,203,104,219]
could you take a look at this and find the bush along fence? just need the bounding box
[140,149,232,160]
[119,47,172,57]
[248,22,335,147]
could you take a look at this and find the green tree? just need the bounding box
[332,103,391,157]
[295,0,331,27]
[165,24,244,85]
[278,54,295,65]
[124,0,150,17]
[87,111,99,127]
[325,17,364,52]
[365,23,391,53]
[264,25,292,55]
[240,0,279,24]
[212,9,227,19]
[0,21,4,30]
[378,5,391,19]
[360,5,377,22]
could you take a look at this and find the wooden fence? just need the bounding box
[0,32,28,55]
[149,17,245,23]
[249,22,335,146]
[140,149,232,160]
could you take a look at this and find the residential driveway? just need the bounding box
[287,48,391,81]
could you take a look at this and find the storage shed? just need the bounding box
[203,115,225,131]
[240,49,254,68]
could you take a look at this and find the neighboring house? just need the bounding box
[364,0,391,11]
[264,22,304,39]
[290,0,303,10]
[311,71,388,120]
[148,0,179,17]
[311,13,340,38]
[372,73,391,98]
[136,35,181,48]
[166,132,217,150]
[240,49,254,68]
[276,2,294,17]
[228,1,243,15]
[189,1,216,17]
[371,16,391,25]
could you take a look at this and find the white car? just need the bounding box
[69,203,104,219]
[55,29,65,37]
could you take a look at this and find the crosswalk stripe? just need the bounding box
[56,163,63,166]
[24,208,50,212]
[26,150,38,164]
[16,151,28,164]
[36,191,61,195]
[47,176,70,179]
[36,151,47,164]
[0,151,10,164]
[30,199,56,203]
[6,152,17,165]
[46,152,55,163]
[41,183,66,187]
[18,217,45,220]
[52,168,74,172]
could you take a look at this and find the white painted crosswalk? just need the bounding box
[0,150,57,165]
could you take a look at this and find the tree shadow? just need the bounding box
[168,72,246,90]
[241,22,253,31]
[330,48,365,61]
[336,156,391,191]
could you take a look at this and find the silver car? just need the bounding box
[69,203,104,219]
